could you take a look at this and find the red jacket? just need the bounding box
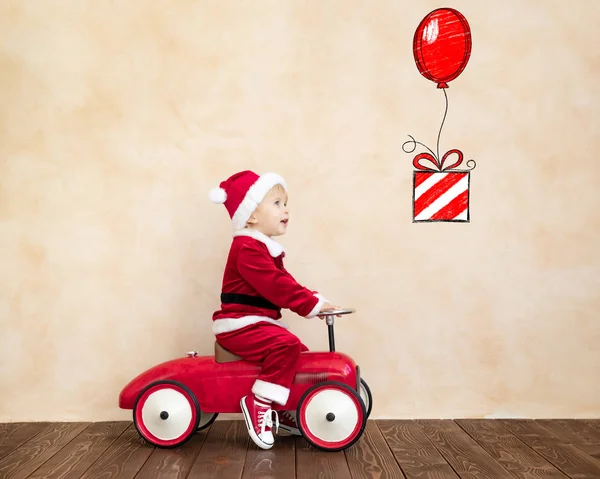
[212,230,326,334]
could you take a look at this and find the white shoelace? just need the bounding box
[257,408,279,435]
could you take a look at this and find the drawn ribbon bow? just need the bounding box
[413,149,464,172]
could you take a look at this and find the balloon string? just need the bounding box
[436,88,449,163]
[402,87,459,170]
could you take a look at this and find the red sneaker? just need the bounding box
[240,395,279,449]
[278,410,301,436]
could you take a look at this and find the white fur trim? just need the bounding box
[212,316,288,335]
[209,187,227,204]
[306,293,328,318]
[252,379,290,405]
[231,172,287,230]
[233,229,285,257]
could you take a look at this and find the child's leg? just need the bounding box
[216,323,308,446]
[277,342,308,436]
[216,323,306,404]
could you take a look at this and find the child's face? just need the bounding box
[248,187,289,237]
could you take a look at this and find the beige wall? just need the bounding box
[1,0,599,422]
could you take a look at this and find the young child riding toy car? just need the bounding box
[209,170,340,450]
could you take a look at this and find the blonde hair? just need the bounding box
[244,183,288,228]
[266,183,287,199]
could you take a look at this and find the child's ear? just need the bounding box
[246,214,257,225]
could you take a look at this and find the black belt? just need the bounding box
[221,293,280,311]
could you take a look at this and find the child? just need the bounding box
[209,170,339,450]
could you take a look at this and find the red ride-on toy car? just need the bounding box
[118,308,372,451]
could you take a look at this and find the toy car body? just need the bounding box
[119,309,372,451]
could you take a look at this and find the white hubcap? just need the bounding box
[303,388,359,443]
[141,388,193,440]
[198,411,216,428]
[359,383,370,411]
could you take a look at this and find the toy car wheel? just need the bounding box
[197,411,219,431]
[133,380,200,448]
[359,378,373,419]
[297,381,367,452]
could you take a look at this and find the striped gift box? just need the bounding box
[409,148,475,222]
[413,170,470,222]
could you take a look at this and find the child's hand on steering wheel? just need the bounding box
[319,303,342,318]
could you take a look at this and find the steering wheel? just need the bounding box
[316,308,356,317]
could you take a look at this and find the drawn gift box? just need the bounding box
[411,149,475,223]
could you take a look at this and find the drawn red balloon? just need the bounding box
[413,8,472,88]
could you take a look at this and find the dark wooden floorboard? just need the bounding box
[536,420,600,460]
[554,420,600,445]
[78,423,155,479]
[133,427,210,479]
[0,423,49,461]
[0,419,599,478]
[0,422,90,479]
[378,420,459,479]
[187,420,248,479]
[241,433,295,478]
[294,435,352,479]
[582,420,600,434]
[499,419,600,479]
[455,419,568,479]
[344,421,406,478]
[416,419,511,479]
[28,422,130,479]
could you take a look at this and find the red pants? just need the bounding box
[216,322,309,406]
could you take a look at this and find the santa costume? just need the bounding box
[209,170,327,449]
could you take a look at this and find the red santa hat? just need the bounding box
[209,170,287,230]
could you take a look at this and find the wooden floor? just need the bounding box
[1,419,600,478]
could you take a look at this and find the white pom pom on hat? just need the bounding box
[209,187,227,204]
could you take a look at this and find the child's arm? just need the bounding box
[237,242,327,318]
